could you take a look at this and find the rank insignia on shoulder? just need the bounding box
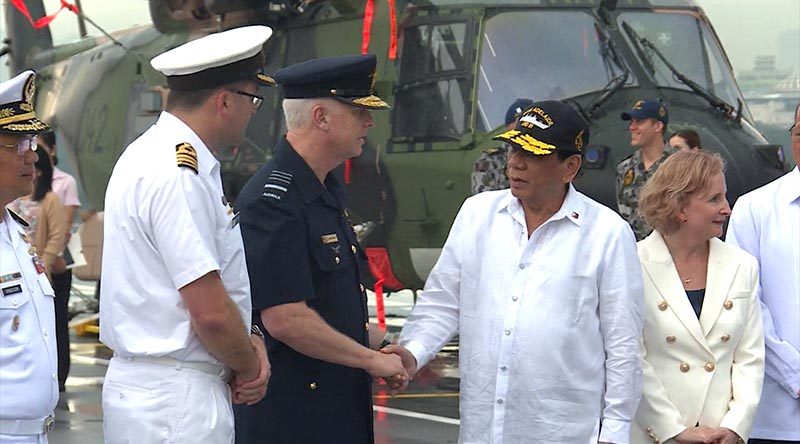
[175,142,199,174]
[261,170,293,201]
[7,209,29,228]
[623,168,634,187]
[483,147,502,155]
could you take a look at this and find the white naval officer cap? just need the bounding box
[0,70,50,135]
[150,25,275,91]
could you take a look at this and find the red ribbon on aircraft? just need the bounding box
[361,0,375,55]
[11,0,80,29]
[387,0,397,60]
[361,0,399,60]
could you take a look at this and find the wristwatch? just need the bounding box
[250,324,265,338]
[379,332,395,349]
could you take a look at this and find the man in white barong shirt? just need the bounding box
[384,101,644,444]
[726,103,800,444]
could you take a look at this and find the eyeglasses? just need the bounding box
[0,137,38,156]
[231,90,264,110]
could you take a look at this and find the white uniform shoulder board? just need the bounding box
[175,142,198,174]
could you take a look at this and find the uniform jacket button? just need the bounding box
[721,334,730,342]
[334,256,340,264]
[364,323,369,331]
[351,245,357,254]
[723,300,733,310]
[360,284,365,292]
[666,335,676,343]
[704,361,715,372]
[658,301,668,311]
[309,382,317,390]
[680,362,690,372]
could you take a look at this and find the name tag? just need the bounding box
[2,284,22,296]
[320,234,338,245]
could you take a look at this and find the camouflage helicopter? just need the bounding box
[2,0,789,293]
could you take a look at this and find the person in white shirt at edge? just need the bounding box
[633,150,764,444]
[0,70,58,444]
[99,26,274,444]
[383,100,645,444]
[727,102,800,444]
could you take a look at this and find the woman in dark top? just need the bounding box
[630,150,765,444]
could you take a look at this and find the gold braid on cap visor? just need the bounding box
[499,130,557,155]
[351,95,390,109]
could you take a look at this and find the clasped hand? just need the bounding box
[675,426,741,444]
[231,334,271,405]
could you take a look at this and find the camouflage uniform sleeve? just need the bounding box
[471,149,508,195]
[614,158,630,219]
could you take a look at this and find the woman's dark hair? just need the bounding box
[32,148,54,202]
[669,129,702,149]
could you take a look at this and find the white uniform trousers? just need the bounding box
[102,357,234,444]
[0,433,47,444]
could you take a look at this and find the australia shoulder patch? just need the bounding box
[261,169,293,201]
[175,142,198,174]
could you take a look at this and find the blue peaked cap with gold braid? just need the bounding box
[273,54,391,110]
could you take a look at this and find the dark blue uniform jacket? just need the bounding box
[233,137,374,444]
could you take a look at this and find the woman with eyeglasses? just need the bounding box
[8,146,67,280]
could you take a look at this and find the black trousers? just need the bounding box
[749,439,800,444]
[52,269,72,391]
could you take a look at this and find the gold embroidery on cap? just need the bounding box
[574,129,584,152]
[352,95,389,108]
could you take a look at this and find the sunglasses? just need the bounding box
[0,136,38,156]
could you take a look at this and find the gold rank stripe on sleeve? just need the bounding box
[175,142,199,174]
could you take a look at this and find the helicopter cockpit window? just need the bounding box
[394,22,471,141]
[618,12,749,120]
[476,11,632,131]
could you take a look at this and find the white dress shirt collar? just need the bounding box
[502,183,585,229]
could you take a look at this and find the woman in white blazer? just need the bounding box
[632,150,764,444]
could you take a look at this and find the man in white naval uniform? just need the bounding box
[100,26,274,443]
[727,103,800,444]
[384,101,644,444]
[0,71,58,443]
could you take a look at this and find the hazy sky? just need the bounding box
[2,0,799,77]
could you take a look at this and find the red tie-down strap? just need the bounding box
[11,0,80,29]
[365,247,405,330]
[373,277,386,330]
[361,0,399,60]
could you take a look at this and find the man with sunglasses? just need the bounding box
[0,70,59,442]
[100,26,274,443]
[727,103,800,444]
[384,101,644,444]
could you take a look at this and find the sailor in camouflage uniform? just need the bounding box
[471,98,533,194]
[615,99,676,240]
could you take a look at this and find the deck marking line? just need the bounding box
[372,405,460,425]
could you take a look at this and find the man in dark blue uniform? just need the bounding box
[234,54,407,444]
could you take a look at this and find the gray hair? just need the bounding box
[282,98,317,131]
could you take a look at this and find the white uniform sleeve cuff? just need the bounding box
[401,339,433,370]
[599,418,631,444]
